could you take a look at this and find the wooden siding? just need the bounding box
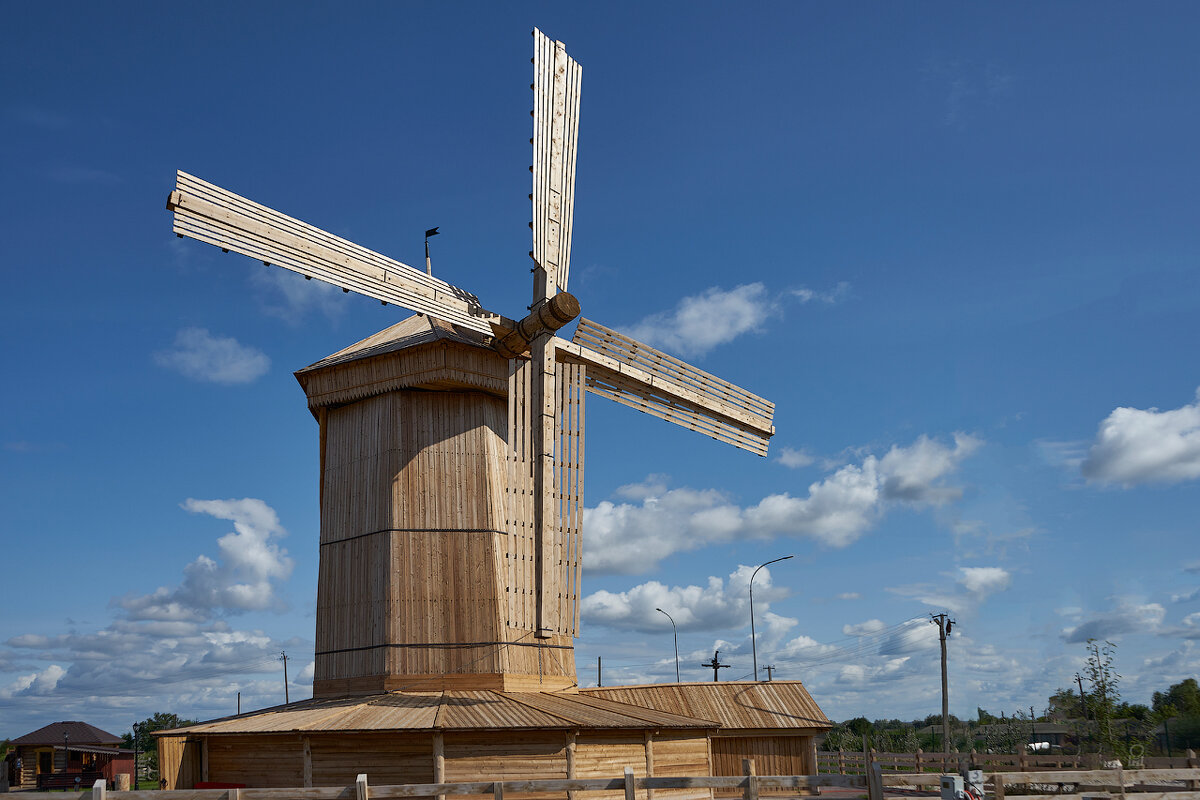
[309,733,433,787]
[711,734,813,795]
[444,732,568,781]
[158,736,201,790]
[205,735,303,788]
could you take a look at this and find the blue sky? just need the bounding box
[3,2,1200,738]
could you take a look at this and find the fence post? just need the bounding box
[914,748,922,773]
[624,766,636,800]
[1187,749,1199,790]
[742,759,759,800]
[838,749,845,775]
[493,780,504,800]
[356,773,369,800]
[992,773,1005,800]
[1018,745,1028,772]
[867,762,883,800]
[92,778,106,800]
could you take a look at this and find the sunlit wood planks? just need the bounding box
[554,361,585,636]
[168,171,505,334]
[565,321,774,456]
[531,28,582,296]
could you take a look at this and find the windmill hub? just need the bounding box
[493,291,580,358]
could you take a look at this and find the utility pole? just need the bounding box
[1076,672,1090,753]
[930,613,955,755]
[750,555,793,681]
[597,656,602,687]
[701,650,730,681]
[656,608,680,682]
[764,665,776,681]
[280,651,290,704]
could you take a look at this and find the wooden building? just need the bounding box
[582,683,830,783]
[5,721,133,788]
[158,690,713,797]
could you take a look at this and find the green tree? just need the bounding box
[1047,687,1085,721]
[122,712,198,772]
[1081,639,1124,760]
[1153,678,1200,718]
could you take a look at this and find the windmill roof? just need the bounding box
[580,681,832,731]
[11,721,123,747]
[154,689,717,736]
[296,315,492,375]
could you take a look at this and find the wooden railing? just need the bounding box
[818,748,1200,775]
[12,761,1200,800]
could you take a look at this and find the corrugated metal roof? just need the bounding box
[12,721,122,747]
[580,682,832,731]
[296,315,491,375]
[156,690,716,736]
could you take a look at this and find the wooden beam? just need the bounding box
[532,336,557,638]
[168,172,511,335]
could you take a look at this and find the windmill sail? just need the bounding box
[531,28,582,299]
[168,171,506,334]
[565,319,775,456]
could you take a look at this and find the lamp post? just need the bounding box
[750,555,793,681]
[656,607,680,682]
[62,731,69,774]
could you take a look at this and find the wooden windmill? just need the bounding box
[166,29,775,696]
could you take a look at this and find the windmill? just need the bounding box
[166,29,775,693]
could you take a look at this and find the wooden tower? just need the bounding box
[166,28,776,697]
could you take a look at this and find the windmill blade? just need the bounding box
[531,28,582,299]
[167,171,510,335]
[562,319,775,456]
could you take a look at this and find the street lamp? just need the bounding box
[750,555,793,681]
[656,607,680,682]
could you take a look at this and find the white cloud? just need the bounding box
[153,327,270,384]
[581,564,788,633]
[843,619,887,637]
[585,434,981,574]
[118,498,293,620]
[1081,388,1200,485]
[252,269,347,323]
[0,664,66,699]
[958,566,1012,595]
[776,447,816,469]
[792,282,850,304]
[835,592,861,601]
[887,566,1011,614]
[623,283,775,358]
[1061,598,1166,643]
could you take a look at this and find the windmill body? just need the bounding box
[167,28,774,696]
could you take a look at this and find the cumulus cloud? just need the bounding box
[776,447,816,469]
[1081,388,1200,485]
[585,433,981,574]
[887,566,1012,614]
[581,564,788,633]
[252,269,347,323]
[117,498,293,621]
[0,664,66,699]
[623,283,775,358]
[153,327,270,384]
[843,619,887,637]
[1061,599,1166,643]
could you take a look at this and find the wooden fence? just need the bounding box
[818,748,1200,776]
[10,761,1200,800]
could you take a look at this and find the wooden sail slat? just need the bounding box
[573,318,774,420]
[531,28,582,295]
[586,372,770,456]
[170,172,507,334]
[559,332,774,439]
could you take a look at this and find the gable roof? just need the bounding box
[155,689,716,736]
[11,721,122,747]
[580,681,831,731]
